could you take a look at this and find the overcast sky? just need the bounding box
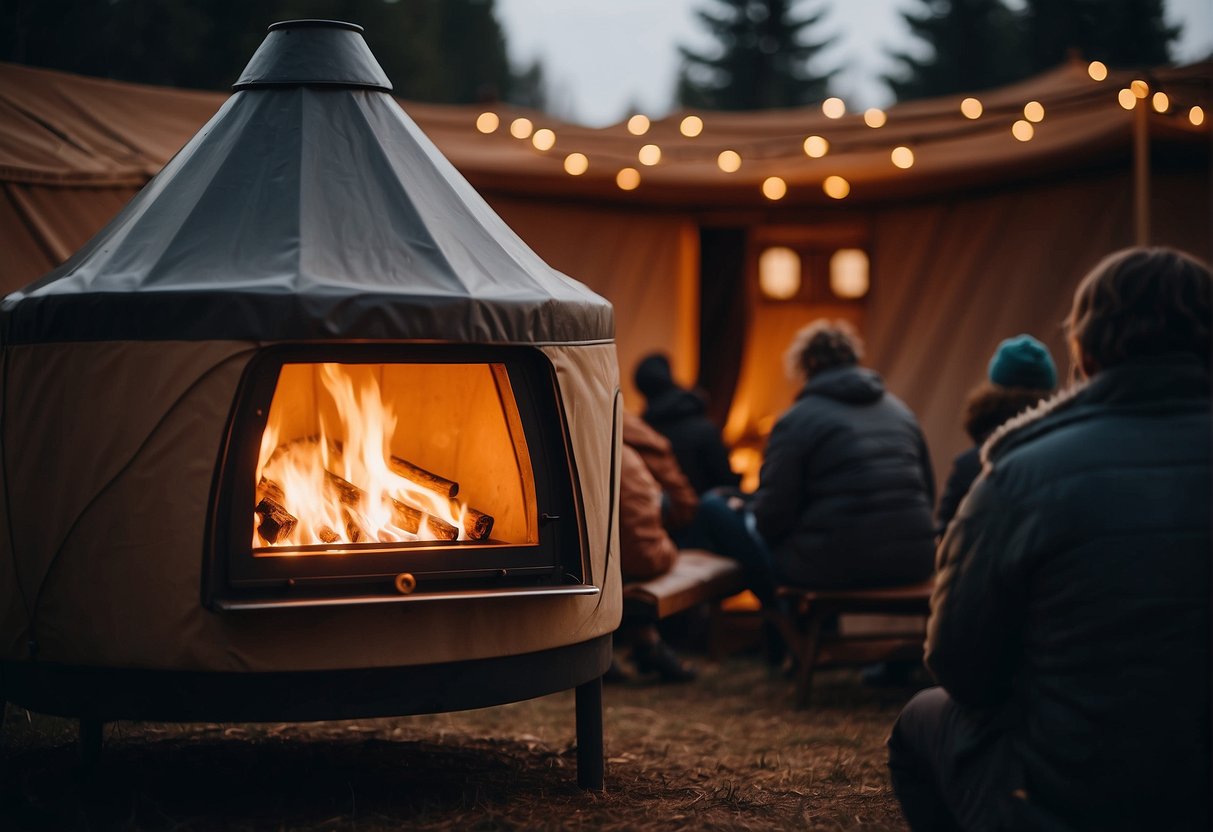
[496,0,1213,126]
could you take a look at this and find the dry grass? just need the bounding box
[0,655,918,830]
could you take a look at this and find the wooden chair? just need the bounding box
[767,578,935,708]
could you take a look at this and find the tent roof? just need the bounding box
[1,55,1208,209]
[0,22,613,345]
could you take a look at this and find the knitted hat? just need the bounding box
[987,334,1058,390]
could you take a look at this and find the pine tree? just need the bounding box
[1022,0,1178,70]
[884,0,1026,102]
[0,0,544,108]
[676,0,836,110]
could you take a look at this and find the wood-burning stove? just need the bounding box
[0,20,621,790]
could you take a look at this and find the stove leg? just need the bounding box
[575,676,604,790]
[79,718,104,772]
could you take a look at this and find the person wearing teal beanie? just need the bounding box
[987,334,1058,391]
[935,334,1058,535]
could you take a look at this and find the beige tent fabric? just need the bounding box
[2,58,1208,290]
[492,197,699,408]
[722,169,1208,486]
[865,170,1205,480]
[0,340,620,671]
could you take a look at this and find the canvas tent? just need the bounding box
[0,22,621,675]
[0,52,1209,484]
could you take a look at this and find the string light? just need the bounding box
[475,112,499,133]
[638,144,662,166]
[803,135,829,158]
[564,153,588,175]
[509,117,533,139]
[680,115,704,137]
[823,175,850,199]
[762,176,787,200]
[469,66,1206,199]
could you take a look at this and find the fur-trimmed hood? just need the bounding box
[963,382,1052,444]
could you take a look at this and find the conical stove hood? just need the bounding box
[1,21,613,345]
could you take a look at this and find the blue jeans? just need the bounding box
[674,493,777,605]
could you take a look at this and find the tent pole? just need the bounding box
[1133,102,1151,246]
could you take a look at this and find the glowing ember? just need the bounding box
[253,363,490,549]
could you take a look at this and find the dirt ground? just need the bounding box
[0,654,920,830]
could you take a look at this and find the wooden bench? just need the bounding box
[768,578,935,708]
[622,549,747,624]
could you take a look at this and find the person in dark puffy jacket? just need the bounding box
[935,334,1057,536]
[634,353,740,495]
[681,321,935,671]
[888,247,1211,832]
[749,320,936,589]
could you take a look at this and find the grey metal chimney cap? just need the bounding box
[233,20,393,92]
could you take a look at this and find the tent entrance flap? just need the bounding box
[204,344,587,609]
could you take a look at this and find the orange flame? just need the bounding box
[253,364,470,548]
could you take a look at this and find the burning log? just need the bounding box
[389,456,459,499]
[342,510,366,544]
[318,526,341,544]
[461,507,494,541]
[254,478,297,544]
[323,470,459,541]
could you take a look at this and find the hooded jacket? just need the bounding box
[618,412,699,580]
[928,355,1211,830]
[750,364,936,588]
[636,357,739,495]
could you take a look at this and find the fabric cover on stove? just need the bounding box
[0,340,621,671]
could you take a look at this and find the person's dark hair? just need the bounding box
[1067,247,1211,374]
[785,319,864,382]
[634,352,676,398]
[962,383,1049,443]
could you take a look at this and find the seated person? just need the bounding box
[889,247,1211,831]
[698,320,936,604]
[615,411,699,682]
[633,352,740,495]
[935,333,1057,535]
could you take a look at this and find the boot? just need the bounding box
[632,638,697,683]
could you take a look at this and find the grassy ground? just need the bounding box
[0,655,919,830]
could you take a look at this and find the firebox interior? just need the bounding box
[255,361,537,551]
[205,345,585,607]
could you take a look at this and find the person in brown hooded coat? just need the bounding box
[615,411,699,681]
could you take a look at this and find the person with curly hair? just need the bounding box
[888,247,1211,831]
[694,320,936,604]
